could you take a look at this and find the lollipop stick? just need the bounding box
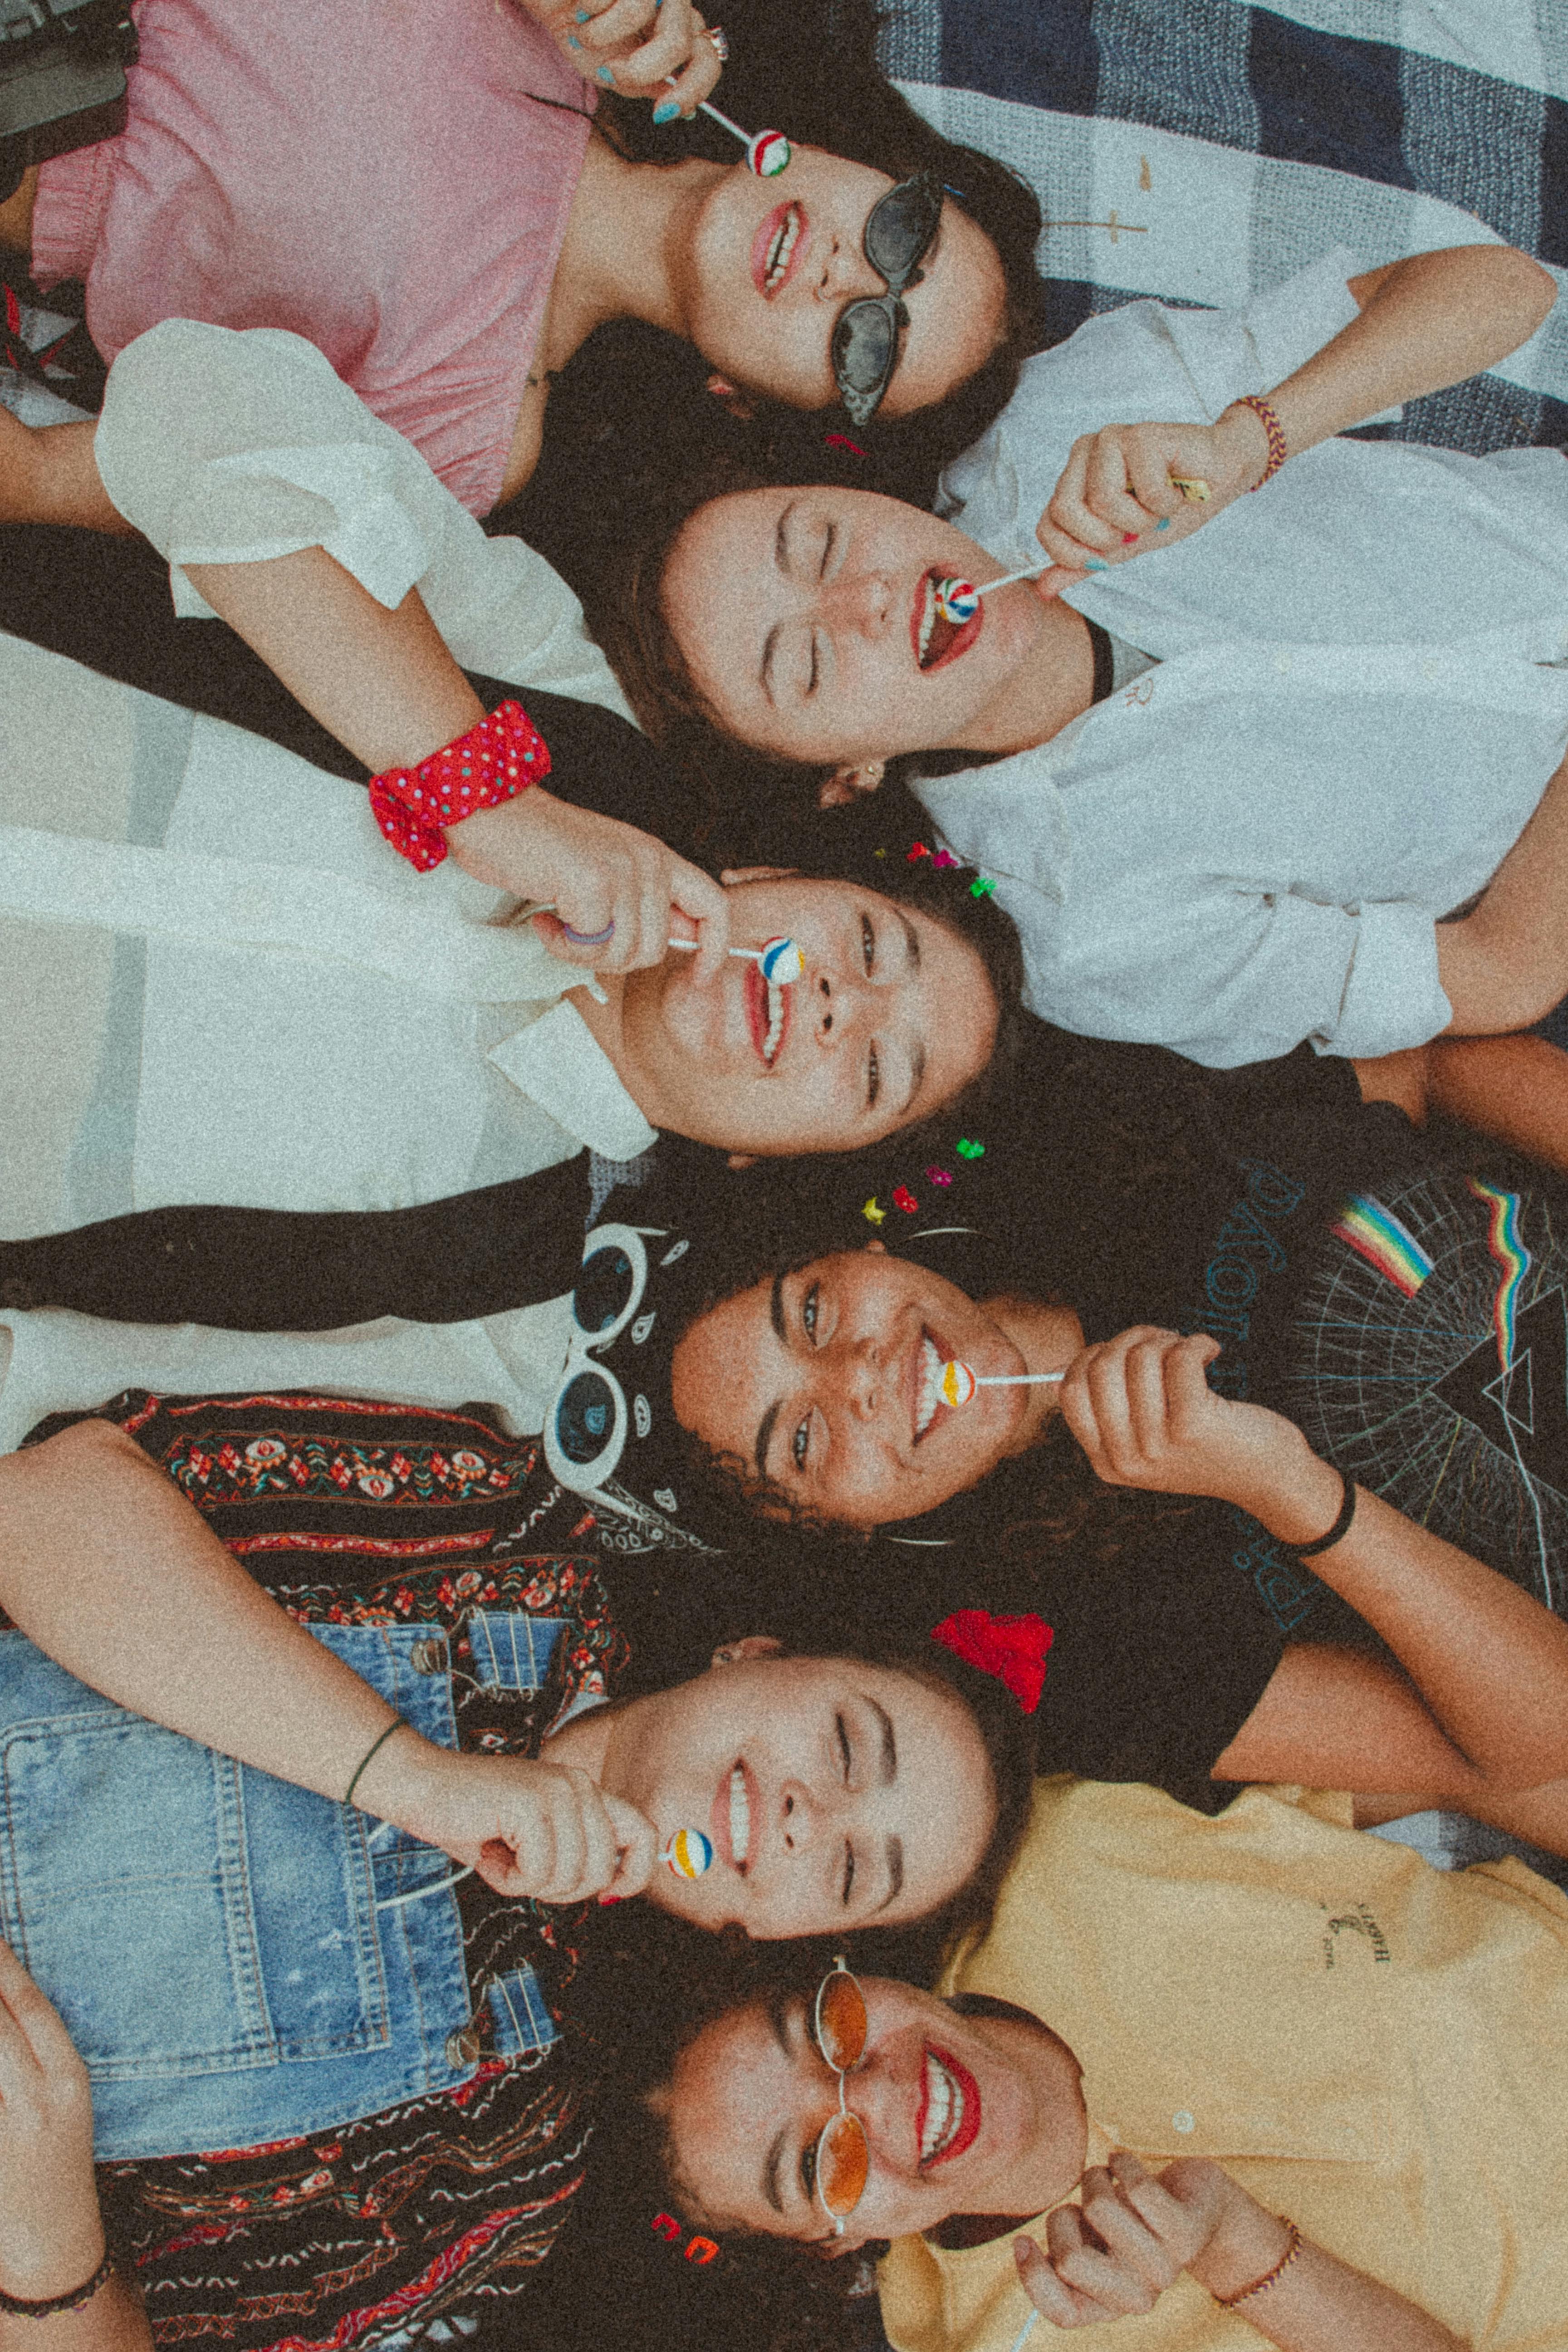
[974,1371,1066,1386]
[975,560,1048,598]
[697,98,751,142]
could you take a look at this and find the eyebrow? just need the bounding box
[869,1696,897,1784]
[759,503,799,707]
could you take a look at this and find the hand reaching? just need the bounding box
[447,784,733,980]
[1032,405,1273,595]
[1014,2153,1238,2328]
[1057,1325,1325,1523]
[0,1940,106,2309]
[523,0,722,110]
[363,1739,659,1905]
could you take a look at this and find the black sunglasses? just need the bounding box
[830,171,946,427]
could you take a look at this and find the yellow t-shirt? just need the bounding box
[880,1779,1568,2352]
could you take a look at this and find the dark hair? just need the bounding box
[593,0,1047,461]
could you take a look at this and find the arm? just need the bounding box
[1434,743,1568,1034]
[1016,2153,1462,2350]
[1034,241,1556,574]
[1061,1328,1568,1790]
[0,1418,655,1899]
[0,1941,152,2352]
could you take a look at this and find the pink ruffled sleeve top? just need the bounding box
[33,0,593,515]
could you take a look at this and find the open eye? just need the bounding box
[803,1281,821,1341]
[792,1416,811,1473]
[861,913,875,974]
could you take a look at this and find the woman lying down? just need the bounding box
[629,1770,1568,2352]
[0,1390,1032,2350]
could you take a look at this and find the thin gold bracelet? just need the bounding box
[1212,2219,1303,2308]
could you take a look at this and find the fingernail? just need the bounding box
[1121,531,1139,545]
[653,98,680,122]
[1083,556,1109,572]
[598,1891,622,1906]
[1156,516,1171,531]
[568,31,582,46]
[575,8,591,18]
[597,63,617,83]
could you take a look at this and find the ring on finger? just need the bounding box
[562,920,616,946]
[706,22,728,56]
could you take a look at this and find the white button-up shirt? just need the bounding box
[0,322,657,1240]
[932,250,1568,1064]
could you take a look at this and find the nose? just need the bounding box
[809,965,876,1047]
[818,566,896,637]
[816,232,881,304]
[834,1329,885,1421]
[778,1777,820,1855]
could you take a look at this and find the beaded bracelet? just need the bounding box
[368,701,550,872]
[0,2249,114,2319]
[1233,392,1288,489]
[1212,2218,1303,2308]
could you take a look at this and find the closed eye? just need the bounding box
[837,1712,852,1781]
[841,1839,855,1906]
[819,522,835,580]
[861,912,875,975]
[866,1043,880,1112]
[808,631,821,696]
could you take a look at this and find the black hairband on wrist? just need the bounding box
[1293,1469,1357,1559]
[0,2249,114,2318]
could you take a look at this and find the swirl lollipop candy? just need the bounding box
[758,934,805,985]
[663,1827,715,1880]
[934,578,980,627]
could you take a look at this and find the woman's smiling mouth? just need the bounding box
[916,2045,982,2168]
[711,1759,757,1869]
[912,1328,955,1444]
[912,569,982,672]
[753,200,806,298]
[744,960,791,1066]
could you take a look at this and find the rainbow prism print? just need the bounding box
[1466,1177,1529,1372]
[1330,1196,1434,1299]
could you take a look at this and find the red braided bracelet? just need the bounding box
[1233,392,1288,490]
[368,702,550,872]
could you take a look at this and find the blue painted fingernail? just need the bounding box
[568,31,583,47]
[1083,556,1109,571]
[575,9,591,19]
[597,63,617,83]
[653,98,680,122]
[1156,517,1171,531]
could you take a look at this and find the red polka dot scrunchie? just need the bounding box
[368,702,550,871]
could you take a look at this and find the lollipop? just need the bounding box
[662,71,792,176]
[663,1827,715,1880]
[940,1360,1066,1405]
[934,577,980,626]
[758,934,805,985]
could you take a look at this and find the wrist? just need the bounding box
[369,702,549,872]
[1215,399,1273,491]
[1240,1431,1346,1548]
[0,2216,106,2305]
[353,1724,458,1838]
[1186,2183,1292,2303]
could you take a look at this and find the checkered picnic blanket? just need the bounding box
[879,0,1568,452]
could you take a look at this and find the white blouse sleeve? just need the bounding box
[1025,881,1451,1068]
[92,319,637,725]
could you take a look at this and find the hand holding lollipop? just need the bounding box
[654,23,791,170]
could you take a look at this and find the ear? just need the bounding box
[706,372,760,421]
[818,760,886,809]
[725,1152,759,1171]
[719,864,799,886]
[711,1634,785,1668]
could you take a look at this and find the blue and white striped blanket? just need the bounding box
[879,0,1568,451]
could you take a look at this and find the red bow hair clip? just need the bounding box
[931,1611,1053,1714]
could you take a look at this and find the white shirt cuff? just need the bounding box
[1315,900,1451,1059]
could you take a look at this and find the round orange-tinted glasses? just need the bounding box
[811,1960,871,2234]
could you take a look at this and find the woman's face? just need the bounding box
[661,485,1045,766]
[618,874,998,1155]
[663,1977,1071,2247]
[681,148,1007,418]
[617,1646,997,1939]
[670,1243,1032,1529]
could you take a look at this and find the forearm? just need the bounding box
[1237,1441,1568,1784]
[1266,244,1553,457]
[182,546,485,774]
[1189,2182,1462,2352]
[1435,744,1568,1033]
[1422,1032,1568,1177]
[0,2268,152,2352]
[0,1420,417,1805]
